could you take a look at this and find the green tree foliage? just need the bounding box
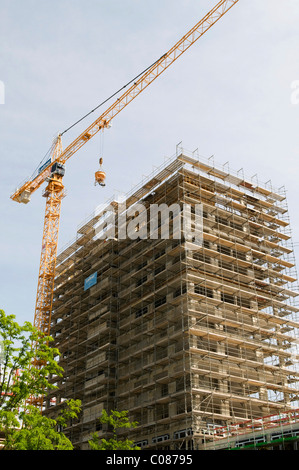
[3,400,81,450]
[0,309,81,449]
[88,410,140,450]
[0,309,63,413]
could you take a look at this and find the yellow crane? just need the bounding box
[11,0,239,344]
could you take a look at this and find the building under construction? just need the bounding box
[45,147,299,450]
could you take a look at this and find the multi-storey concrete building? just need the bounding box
[45,149,299,450]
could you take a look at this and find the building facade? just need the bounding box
[45,150,299,450]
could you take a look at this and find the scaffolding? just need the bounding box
[45,147,299,450]
[206,408,299,450]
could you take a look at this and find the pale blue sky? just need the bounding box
[1,0,299,325]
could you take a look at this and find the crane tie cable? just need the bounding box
[60,53,167,137]
[29,53,166,177]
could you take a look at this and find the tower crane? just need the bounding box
[11,0,239,345]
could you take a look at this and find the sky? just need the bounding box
[0,0,299,326]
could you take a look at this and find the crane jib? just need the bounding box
[11,0,239,204]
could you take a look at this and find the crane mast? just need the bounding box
[33,137,65,338]
[11,0,239,351]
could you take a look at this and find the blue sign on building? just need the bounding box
[84,271,97,291]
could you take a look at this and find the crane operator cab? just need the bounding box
[51,162,65,178]
[95,158,106,186]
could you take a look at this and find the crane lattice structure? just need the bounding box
[10,0,240,405]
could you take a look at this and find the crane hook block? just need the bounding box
[95,170,106,186]
[95,158,106,186]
